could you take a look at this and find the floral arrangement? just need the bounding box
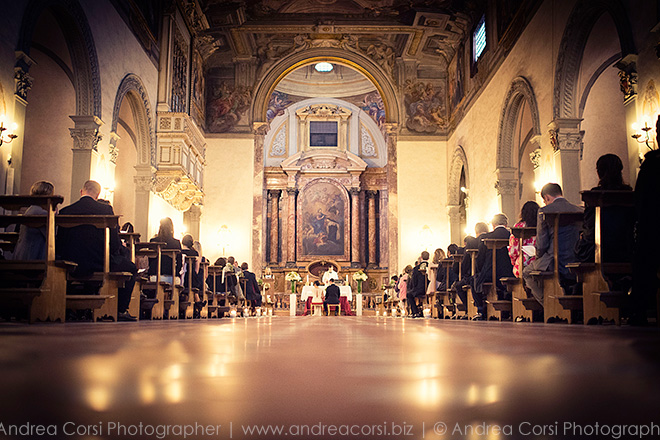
[352,270,368,281]
[285,271,302,294]
[285,271,302,282]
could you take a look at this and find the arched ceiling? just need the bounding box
[276,63,376,97]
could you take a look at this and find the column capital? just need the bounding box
[268,189,282,199]
[286,187,298,196]
[253,122,269,136]
[349,187,361,196]
[365,189,378,198]
[494,179,517,196]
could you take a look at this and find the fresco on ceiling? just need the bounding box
[206,80,252,132]
[404,80,446,133]
[267,89,386,133]
[267,91,296,122]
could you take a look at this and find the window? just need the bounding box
[473,15,486,63]
[310,121,338,147]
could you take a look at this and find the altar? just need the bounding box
[300,285,355,315]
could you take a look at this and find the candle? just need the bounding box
[346,274,349,283]
[230,309,237,318]
[307,274,309,284]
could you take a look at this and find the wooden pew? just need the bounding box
[207,265,229,318]
[506,226,539,322]
[58,214,130,322]
[464,248,479,319]
[451,253,467,318]
[135,242,166,319]
[435,258,454,318]
[183,254,200,319]
[0,195,71,323]
[119,231,142,320]
[160,248,182,319]
[483,238,512,321]
[566,190,634,325]
[530,211,583,323]
[199,259,210,318]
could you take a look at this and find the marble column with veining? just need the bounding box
[269,190,281,264]
[252,123,268,272]
[367,190,378,268]
[286,188,297,267]
[350,188,360,267]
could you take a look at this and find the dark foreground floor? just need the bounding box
[0,317,659,440]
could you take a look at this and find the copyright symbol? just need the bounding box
[434,422,447,435]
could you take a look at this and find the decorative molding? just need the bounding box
[497,76,541,168]
[296,104,351,119]
[447,145,468,206]
[111,74,155,166]
[617,69,637,104]
[494,179,517,196]
[360,125,376,157]
[13,67,33,101]
[153,175,203,211]
[270,123,287,157]
[529,148,542,169]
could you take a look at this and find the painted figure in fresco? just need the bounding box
[300,183,345,257]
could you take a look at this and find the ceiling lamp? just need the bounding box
[314,62,333,72]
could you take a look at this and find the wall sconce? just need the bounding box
[631,121,655,151]
[419,225,433,252]
[0,115,18,146]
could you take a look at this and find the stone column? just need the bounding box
[385,123,399,275]
[379,190,389,269]
[367,190,378,268]
[69,115,103,203]
[252,123,268,271]
[494,167,518,223]
[268,189,281,264]
[549,119,584,205]
[447,204,462,245]
[286,187,297,267]
[350,188,361,268]
[184,204,202,241]
[133,167,153,238]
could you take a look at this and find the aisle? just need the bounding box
[0,318,658,439]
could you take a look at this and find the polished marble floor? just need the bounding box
[1,317,659,439]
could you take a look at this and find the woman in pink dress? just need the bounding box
[397,265,413,315]
[508,201,540,277]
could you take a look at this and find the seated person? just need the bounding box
[12,180,55,260]
[323,278,341,315]
[472,214,514,319]
[508,201,540,277]
[148,217,182,284]
[56,180,137,321]
[406,251,429,318]
[522,183,582,306]
[454,222,489,307]
[241,262,261,309]
[181,234,206,310]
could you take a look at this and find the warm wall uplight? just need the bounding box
[218,224,231,256]
[0,114,18,146]
[419,225,433,252]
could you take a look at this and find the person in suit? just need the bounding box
[453,222,490,309]
[406,250,429,318]
[472,214,514,319]
[240,262,261,311]
[324,278,341,315]
[522,183,583,306]
[12,180,55,261]
[56,180,137,321]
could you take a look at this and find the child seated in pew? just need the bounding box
[181,234,207,314]
[12,180,55,261]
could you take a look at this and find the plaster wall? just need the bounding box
[397,138,448,270]
[449,0,576,227]
[200,135,255,266]
[148,192,184,241]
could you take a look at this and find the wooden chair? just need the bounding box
[160,249,182,319]
[507,226,539,322]
[530,211,584,323]
[483,238,512,321]
[182,255,199,319]
[567,190,634,325]
[464,248,479,319]
[436,258,454,318]
[0,195,72,323]
[326,303,341,316]
[206,265,229,318]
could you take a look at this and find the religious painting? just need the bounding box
[297,179,350,261]
[403,80,446,133]
[448,44,465,112]
[206,72,252,132]
[190,50,205,129]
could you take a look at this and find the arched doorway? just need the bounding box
[448,145,469,245]
[110,74,154,237]
[496,76,541,222]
